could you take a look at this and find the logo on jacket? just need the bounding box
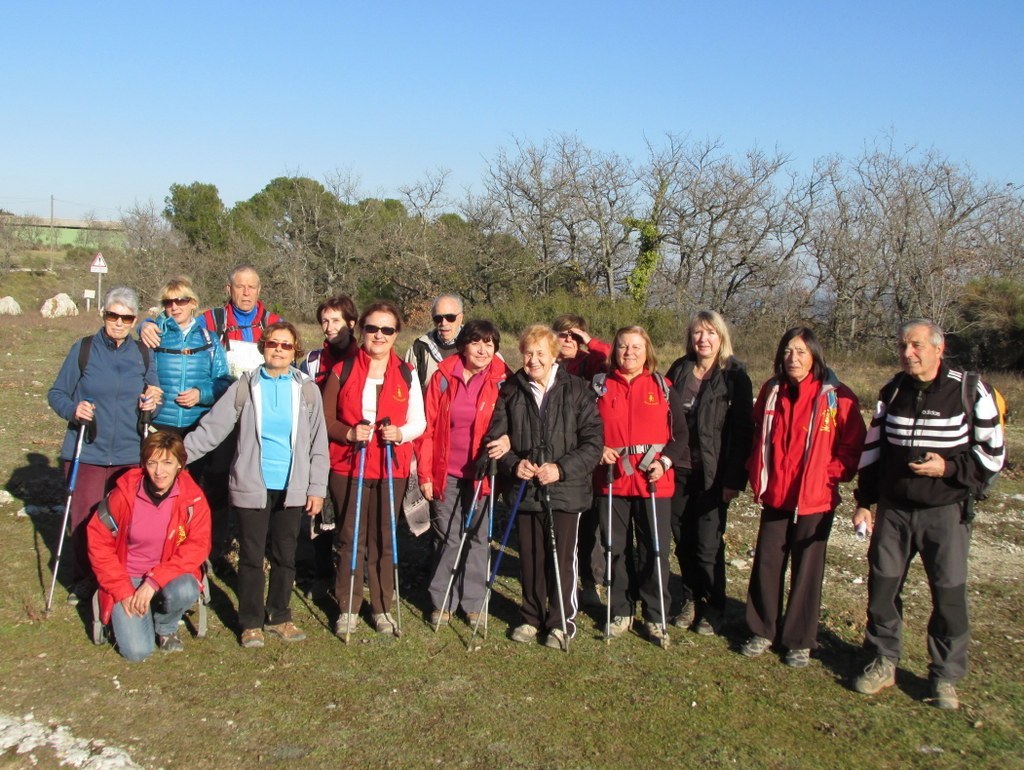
[175,525,187,546]
[394,386,407,402]
[645,392,658,405]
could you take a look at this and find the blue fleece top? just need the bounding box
[48,329,159,465]
[259,368,293,490]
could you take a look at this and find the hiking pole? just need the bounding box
[538,447,569,654]
[434,472,486,632]
[483,457,497,639]
[46,409,91,614]
[604,462,614,644]
[343,420,370,644]
[380,417,402,638]
[469,479,527,651]
[646,477,669,648]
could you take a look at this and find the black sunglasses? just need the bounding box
[433,313,459,324]
[263,340,295,351]
[363,324,397,336]
[161,297,192,307]
[103,311,136,323]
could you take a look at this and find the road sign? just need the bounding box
[90,253,108,274]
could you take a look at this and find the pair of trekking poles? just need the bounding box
[601,461,670,647]
[342,417,403,642]
[466,447,570,653]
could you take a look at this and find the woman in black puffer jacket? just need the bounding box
[485,324,603,649]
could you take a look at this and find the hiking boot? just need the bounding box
[644,621,670,647]
[930,679,959,710]
[429,609,451,627]
[334,612,359,637]
[265,621,306,642]
[157,632,184,653]
[606,615,632,638]
[510,623,538,643]
[580,583,603,608]
[853,656,896,695]
[374,612,398,635]
[544,628,568,650]
[240,628,264,649]
[784,648,810,668]
[672,600,696,630]
[740,635,772,658]
[464,612,480,627]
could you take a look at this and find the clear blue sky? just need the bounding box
[2,0,1021,220]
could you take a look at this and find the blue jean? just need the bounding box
[111,574,199,662]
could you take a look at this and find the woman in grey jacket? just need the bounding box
[185,321,328,649]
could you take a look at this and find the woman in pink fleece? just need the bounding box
[87,431,211,661]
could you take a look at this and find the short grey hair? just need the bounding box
[228,264,261,286]
[899,318,944,347]
[104,287,140,315]
[432,293,463,315]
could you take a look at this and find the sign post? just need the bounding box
[82,289,96,313]
[90,252,108,307]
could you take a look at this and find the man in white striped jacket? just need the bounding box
[850,319,1004,710]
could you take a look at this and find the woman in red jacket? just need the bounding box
[323,300,426,637]
[417,320,511,626]
[741,327,866,667]
[595,326,685,645]
[87,431,211,661]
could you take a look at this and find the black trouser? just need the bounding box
[865,501,971,682]
[671,476,729,612]
[605,495,671,624]
[235,489,303,631]
[518,509,580,636]
[745,507,833,650]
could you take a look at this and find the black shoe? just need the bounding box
[157,632,184,653]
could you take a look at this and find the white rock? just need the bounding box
[0,490,15,505]
[40,294,78,318]
[0,296,21,315]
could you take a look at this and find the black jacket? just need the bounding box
[855,362,1004,509]
[665,355,754,492]
[485,366,604,513]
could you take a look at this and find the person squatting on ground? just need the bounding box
[595,326,686,646]
[665,310,753,637]
[184,321,328,649]
[485,324,604,650]
[552,313,612,609]
[48,287,162,604]
[87,432,211,661]
[406,294,465,392]
[149,277,231,444]
[325,301,426,637]
[741,327,866,668]
[851,320,1005,710]
[417,320,512,627]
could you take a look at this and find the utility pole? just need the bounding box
[49,195,56,272]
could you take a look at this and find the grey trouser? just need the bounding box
[428,475,490,614]
[865,500,971,682]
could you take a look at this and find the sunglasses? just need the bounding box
[103,311,137,324]
[433,313,459,324]
[161,297,192,308]
[263,340,295,351]
[557,331,582,342]
[363,324,397,336]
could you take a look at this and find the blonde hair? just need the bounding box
[519,324,559,357]
[159,277,199,305]
[686,310,734,368]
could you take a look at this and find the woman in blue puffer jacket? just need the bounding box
[151,277,231,437]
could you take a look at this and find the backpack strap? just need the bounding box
[77,335,150,379]
[234,373,252,414]
[96,498,119,536]
[592,372,608,398]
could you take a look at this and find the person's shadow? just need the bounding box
[6,453,69,602]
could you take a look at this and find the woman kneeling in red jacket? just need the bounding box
[88,431,211,661]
